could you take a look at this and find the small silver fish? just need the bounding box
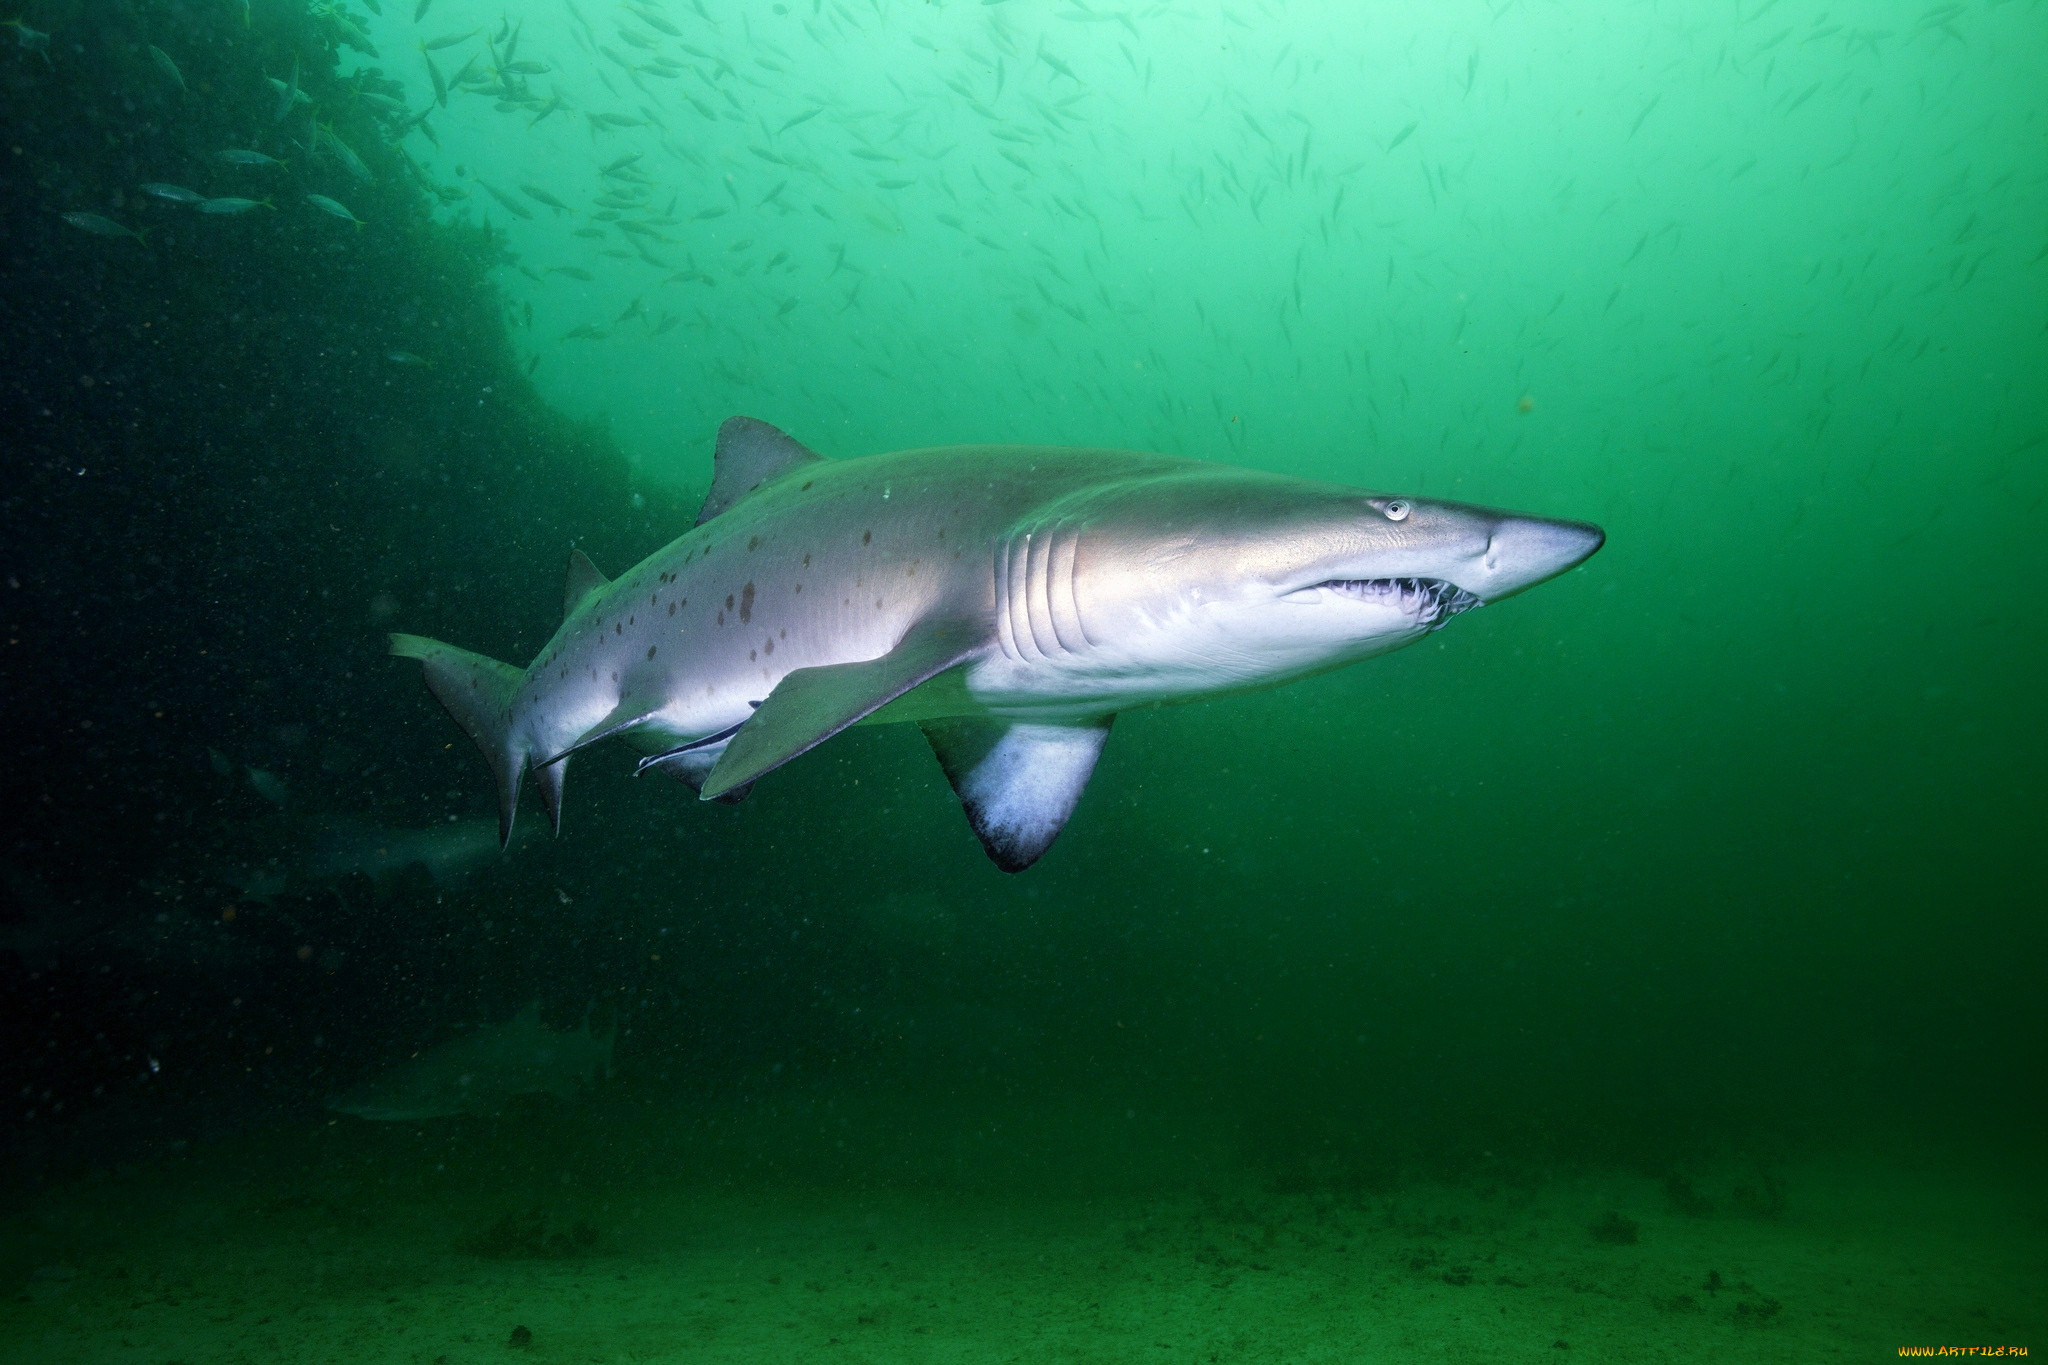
[59,211,146,243]
[477,181,534,219]
[387,351,433,367]
[305,193,366,228]
[274,55,300,122]
[148,45,185,94]
[217,148,288,168]
[421,47,447,106]
[318,127,373,182]
[325,9,378,56]
[625,3,679,36]
[140,182,205,203]
[197,196,272,214]
[265,80,308,111]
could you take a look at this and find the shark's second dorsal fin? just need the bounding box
[696,416,827,526]
[563,547,609,620]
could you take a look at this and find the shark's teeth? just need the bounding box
[1315,577,1482,629]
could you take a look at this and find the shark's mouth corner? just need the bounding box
[1314,577,1483,630]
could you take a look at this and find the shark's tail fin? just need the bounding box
[390,633,533,847]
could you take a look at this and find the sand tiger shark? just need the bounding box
[393,418,1602,871]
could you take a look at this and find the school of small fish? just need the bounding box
[36,0,1994,466]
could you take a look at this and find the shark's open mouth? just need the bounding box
[1315,577,1483,629]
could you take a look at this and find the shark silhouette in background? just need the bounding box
[325,1003,614,1122]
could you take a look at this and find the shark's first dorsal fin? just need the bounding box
[696,416,827,526]
[563,548,609,620]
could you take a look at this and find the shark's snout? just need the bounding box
[1474,515,1605,601]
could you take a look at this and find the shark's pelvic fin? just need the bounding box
[696,416,828,526]
[562,547,610,620]
[389,633,529,848]
[700,616,987,801]
[533,694,667,770]
[922,717,1114,872]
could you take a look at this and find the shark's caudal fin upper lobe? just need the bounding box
[392,551,604,845]
[389,633,543,847]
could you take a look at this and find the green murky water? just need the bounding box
[3,0,2043,1360]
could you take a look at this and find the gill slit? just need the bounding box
[1048,525,1091,652]
[1025,529,1063,659]
[992,535,1022,663]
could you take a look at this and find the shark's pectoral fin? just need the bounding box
[700,617,987,802]
[921,717,1113,872]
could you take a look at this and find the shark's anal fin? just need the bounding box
[389,633,528,848]
[699,617,986,801]
[640,743,754,805]
[921,717,1113,872]
[563,547,609,620]
[696,416,828,526]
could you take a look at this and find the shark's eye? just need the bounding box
[1383,500,1411,522]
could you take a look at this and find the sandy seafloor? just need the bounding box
[4,1093,2040,1365]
